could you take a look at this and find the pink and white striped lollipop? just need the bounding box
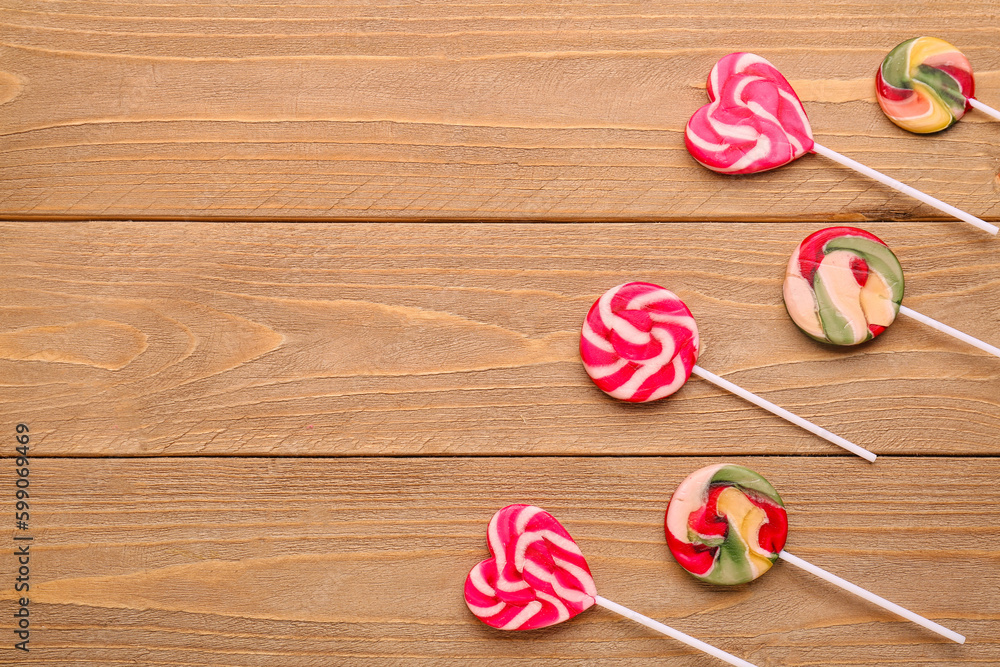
[685,52,996,235]
[581,282,877,461]
[686,52,814,174]
[580,281,700,402]
[464,504,758,666]
[465,504,596,630]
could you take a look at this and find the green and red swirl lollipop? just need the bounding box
[665,464,965,643]
[877,36,1000,133]
[782,227,1000,358]
[783,227,904,346]
[665,464,787,586]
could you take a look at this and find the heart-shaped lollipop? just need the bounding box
[465,504,759,666]
[465,504,597,630]
[685,52,814,174]
[684,52,997,234]
[665,464,965,643]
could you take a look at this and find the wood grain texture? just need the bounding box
[3,221,998,458]
[1,2,999,221]
[0,457,996,666]
[2,5,998,666]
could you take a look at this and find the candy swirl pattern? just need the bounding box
[876,37,975,134]
[580,282,700,403]
[685,52,815,174]
[464,504,597,631]
[665,464,788,586]
[783,227,905,346]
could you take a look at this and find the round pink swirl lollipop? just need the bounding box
[580,282,700,402]
[580,282,877,461]
[464,504,759,666]
[683,52,996,235]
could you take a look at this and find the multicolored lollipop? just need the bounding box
[685,52,998,235]
[665,464,966,643]
[877,37,1000,133]
[465,504,759,666]
[783,227,1000,357]
[581,281,878,461]
[665,464,787,586]
[784,227,904,346]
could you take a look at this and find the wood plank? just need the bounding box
[1,2,998,220]
[1,456,995,666]
[3,222,998,457]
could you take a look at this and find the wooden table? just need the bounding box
[2,3,998,665]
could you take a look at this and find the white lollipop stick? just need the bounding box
[691,365,877,462]
[969,98,1000,121]
[778,550,965,644]
[899,305,1000,358]
[594,596,759,667]
[811,142,998,236]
